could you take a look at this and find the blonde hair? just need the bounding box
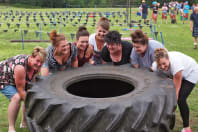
[97,17,110,31]
[32,46,47,62]
[49,30,66,47]
[154,48,169,64]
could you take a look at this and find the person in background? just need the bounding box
[0,47,46,132]
[162,3,168,24]
[152,48,198,132]
[176,1,181,15]
[170,3,177,24]
[141,0,148,24]
[151,1,159,24]
[183,1,190,24]
[74,26,94,67]
[166,2,170,15]
[101,30,133,65]
[130,29,165,69]
[191,3,195,13]
[137,5,142,17]
[41,30,78,76]
[190,7,198,49]
[89,17,110,65]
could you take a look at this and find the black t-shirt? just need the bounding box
[101,41,133,66]
[152,6,158,14]
[190,13,198,27]
[142,4,148,14]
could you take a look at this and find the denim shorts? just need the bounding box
[0,85,18,100]
[142,13,147,19]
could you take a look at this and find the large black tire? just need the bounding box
[25,64,177,132]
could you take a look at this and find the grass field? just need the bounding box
[0,5,198,132]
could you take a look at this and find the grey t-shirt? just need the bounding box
[130,40,165,68]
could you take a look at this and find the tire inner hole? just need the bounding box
[67,78,134,98]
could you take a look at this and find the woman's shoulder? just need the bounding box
[46,45,54,53]
[89,33,96,38]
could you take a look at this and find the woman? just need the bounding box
[152,48,198,132]
[0,46,46,132]
[89,17,110,65]
[101,30,133,65]
[130,29,165,69]
[41,30,78,76]
[170,3,177,24]
[75,26,94,67]
[151,2,159,24]
[162,3,168,24]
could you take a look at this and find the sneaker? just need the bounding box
[8,130,16,132]
[20,122,27,128]
[194,45,197,49]
[181,128,192,132]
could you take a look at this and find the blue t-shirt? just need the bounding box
[130,40,165,68]
[184,5,190,14]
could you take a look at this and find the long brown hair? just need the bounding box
[76,26,89,40]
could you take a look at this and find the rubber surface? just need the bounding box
[25,64,177,132]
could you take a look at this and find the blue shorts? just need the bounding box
[142,13,147,19]
[0,85,18,100]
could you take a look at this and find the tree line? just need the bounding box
[1,0,198,8]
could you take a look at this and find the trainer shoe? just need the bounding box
[8,130,16,132]
[181,128,192,132]
[20,122,27,128]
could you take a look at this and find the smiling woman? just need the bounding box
[101,30,133,65]
[74,26,93,67]
[152,48,198,132]
[89,17,110,65]
[0,46,46,132]
[41,30,78,76]
[130,29,165,69]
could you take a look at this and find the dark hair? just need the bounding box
[49,30,66,47]
[76,26,89,40]
[97,17,110,31]
[104,30,121,45]
[131,29,148,45]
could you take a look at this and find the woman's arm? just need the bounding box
[71,57,78,68]
[85,44,93,58]
[190,20,193,32]
[41,67,49,76]
[173,70,183,100]
[14,65,26,101]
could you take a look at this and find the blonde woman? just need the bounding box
[0,47,46,132]
[152,48,198,132]
[89,17,110,65]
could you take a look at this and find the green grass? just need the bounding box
[0,5,198,132]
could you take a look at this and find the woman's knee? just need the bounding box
[178,96,187,106]
[11,93,21,103]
